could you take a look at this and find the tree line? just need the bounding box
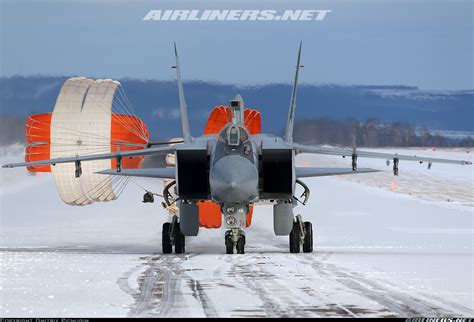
[293,118,473,148]
[1,115,472,148]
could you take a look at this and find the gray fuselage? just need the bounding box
[209,124,259,206]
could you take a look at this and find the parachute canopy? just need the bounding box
[203,105,261,135]
[24,77,150,206]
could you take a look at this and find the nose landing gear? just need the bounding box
[289,214,313,253]
[225,228,246,254]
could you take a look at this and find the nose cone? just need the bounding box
[209,155,258,203]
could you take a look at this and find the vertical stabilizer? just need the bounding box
[173,42,192,143]
[284,42,303,143]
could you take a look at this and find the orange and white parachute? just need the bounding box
[203,105,261,135]
[25,77,149,206]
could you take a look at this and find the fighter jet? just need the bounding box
[3,42,471,254]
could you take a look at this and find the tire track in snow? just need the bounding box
[127,255,164,317]
[126,254,218,317]
[187,278,218,317]
[122,250,472,318]
[293,254,362,318]
[228,255,292,317]
[125,255,185,317]
[228,253,315,318]
[306,254,464,316]
[417,293,474,317]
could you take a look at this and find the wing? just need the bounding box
[296,167,379,178]
[2,145,175,169]
[292,143,472,166]
[97,167,175,179]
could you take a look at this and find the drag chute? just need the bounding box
[24,77,149,206]
[25,113,52,172]
[203,105,261,135]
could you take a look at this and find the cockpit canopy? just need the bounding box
[219,124,249,146]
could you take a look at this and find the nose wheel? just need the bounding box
[289,214,313,253]
[225,229,246,254]
[162,215,186,254]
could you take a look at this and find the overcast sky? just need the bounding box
[1,0,472,90]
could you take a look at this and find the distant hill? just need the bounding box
[1,76,472,142]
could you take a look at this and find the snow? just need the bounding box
[0,146,473,317]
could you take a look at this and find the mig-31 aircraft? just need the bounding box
[3,43,471,254]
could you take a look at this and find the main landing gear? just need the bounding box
[289,214,313,253]
[225,228,246,254]
[162,215,186,254]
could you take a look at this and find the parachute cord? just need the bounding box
[104,98,148,143]
[115,177,130,198]
[113,92,147,139]
[112,103,148,144]
[71,174,117,205]
[129,178,164,197]
[129,178,148,192]
[110,86,147,140]
[111,98,149,143]
[29,119,112,142]
[117,85,148,140]
[109,175,129,199]
[102,175,128,201]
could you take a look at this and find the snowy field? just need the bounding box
[1,145,473,317]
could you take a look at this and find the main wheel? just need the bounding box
[289,221,300,253]
[302,222,313,253]
[225,232,233,254]
[236,235,245,254]
[174,223,186,254]
[162,222,172,254]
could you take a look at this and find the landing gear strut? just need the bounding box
[225,229,246,254]
[162,215,186,254]
[289,214,313,253]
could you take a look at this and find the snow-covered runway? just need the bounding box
[1,146,473,317]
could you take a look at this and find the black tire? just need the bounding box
[289,221,300,253]
[236,236,245,254]
[225,232,234,254]
[175,223,186,254]
[303,222,313,253]
[162,222,172,254]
